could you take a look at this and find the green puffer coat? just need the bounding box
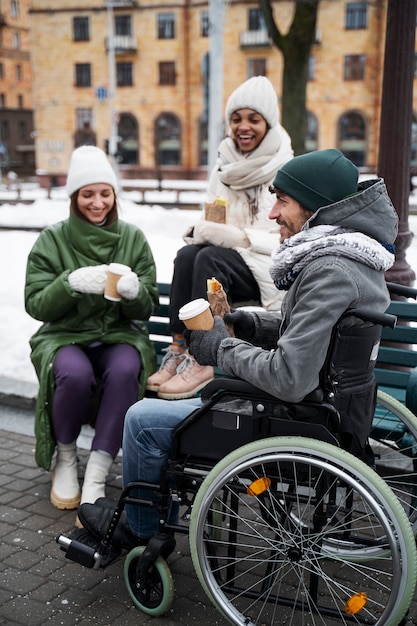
[24,211,159,470]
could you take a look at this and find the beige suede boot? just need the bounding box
[50,442,81,510]
[157,351,214,400]
[146,345,184,392]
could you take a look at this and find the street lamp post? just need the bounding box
[106,1,118,165]
[378,0,417,285]
[104,0,134,178]
[208,0,226,172]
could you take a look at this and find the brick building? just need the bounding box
[29,0,417,185]
[0,0,34,178]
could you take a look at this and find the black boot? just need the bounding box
[77,499,140,550]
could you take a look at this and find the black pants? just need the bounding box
[169,244,260,335]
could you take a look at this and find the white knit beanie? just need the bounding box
[225,76,279,128]
[66,146,118,197]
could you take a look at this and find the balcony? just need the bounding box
[105,35,138,54]
[240,30,272,49]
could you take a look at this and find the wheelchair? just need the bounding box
[57,307,417,626]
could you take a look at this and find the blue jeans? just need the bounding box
[122,396,202,539]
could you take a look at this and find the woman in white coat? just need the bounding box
[147,76,294,400]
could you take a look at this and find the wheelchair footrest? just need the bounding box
[56,528,121,569]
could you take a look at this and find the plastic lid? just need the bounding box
[178,298,210,320]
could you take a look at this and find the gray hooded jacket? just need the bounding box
[216,178,398,403]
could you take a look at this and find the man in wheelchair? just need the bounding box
[78,148,398,551]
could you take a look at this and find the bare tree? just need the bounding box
[260,0,319,155]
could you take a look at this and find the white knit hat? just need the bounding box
[225,76,279,128]
[66,146,118,197]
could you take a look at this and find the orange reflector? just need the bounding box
[246,477,271,496]
[344,592,368,615]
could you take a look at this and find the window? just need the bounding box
[118,113,139,165]
[75,63,91,87]
[74,109,96,148]
[201,10,209,37]
[344,55,366,80]
[346,2,367,30]
[199,116,208,166]
[414,52,417,78]
[158,13,175,39]
[11,1,19,18]
[115,15,132,36]
[247,58,266,78]
[12,31,19,49]
[1,120,10,140]
[338,111,366,166]
[159,62,176,86]
[305,112,318,152]
[0,94,5,108]
[308,56,316,81]
[73,16,89,41]
[116,62,133,87]
[0,63,3,79]
[155,113,181,165]
[76,108,93,129]
[17,94,23,108]
[15,64,22,80]
[248,8,266,31]
[18,119,27,139]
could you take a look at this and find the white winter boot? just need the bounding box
[50,441,81,510]
[80,450,114,506]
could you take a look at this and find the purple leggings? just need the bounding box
[52,343,141,458]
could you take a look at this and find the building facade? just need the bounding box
[0,0,34,178]
[29,0,417,185]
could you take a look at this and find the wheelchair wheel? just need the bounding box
[189,436,417,626]
[124,545,174,616]
[371,389,417,533]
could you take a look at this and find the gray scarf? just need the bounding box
[270,225,395,290]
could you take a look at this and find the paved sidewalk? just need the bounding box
[1,401,417,625]
[0,407,227,626]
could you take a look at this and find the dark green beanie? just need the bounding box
[273,149,359,212]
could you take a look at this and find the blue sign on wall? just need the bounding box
[96,87,108,101]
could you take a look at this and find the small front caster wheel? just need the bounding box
[124,545,174,616]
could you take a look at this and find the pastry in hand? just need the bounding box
[207,277,234,336]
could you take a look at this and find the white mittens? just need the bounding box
[116,272,140,300]
[68,265,108,295]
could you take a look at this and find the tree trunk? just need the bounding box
[260,0,319,155]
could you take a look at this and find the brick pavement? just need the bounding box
[1,408,417,625]
[0,424,227,626]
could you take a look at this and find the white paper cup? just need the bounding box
[104,262,131,301]
[178,298,214,330]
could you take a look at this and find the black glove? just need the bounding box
[187,316,230,366]
[223,310,255,342]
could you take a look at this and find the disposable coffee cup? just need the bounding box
[104,262,131,301]
[179,298,214,330]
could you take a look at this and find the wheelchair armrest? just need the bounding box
[201,377,324,405]
[201,377,278,402]
[386,281,417,300]
[343,307,397,329]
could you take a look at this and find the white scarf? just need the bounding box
[269,224,395,290]
[216,126,293,220]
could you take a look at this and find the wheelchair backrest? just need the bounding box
[322,308,394,458]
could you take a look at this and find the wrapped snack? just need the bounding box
[207,277,234,336]
[204,197,227,223]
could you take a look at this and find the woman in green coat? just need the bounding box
[25,146,159,518]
